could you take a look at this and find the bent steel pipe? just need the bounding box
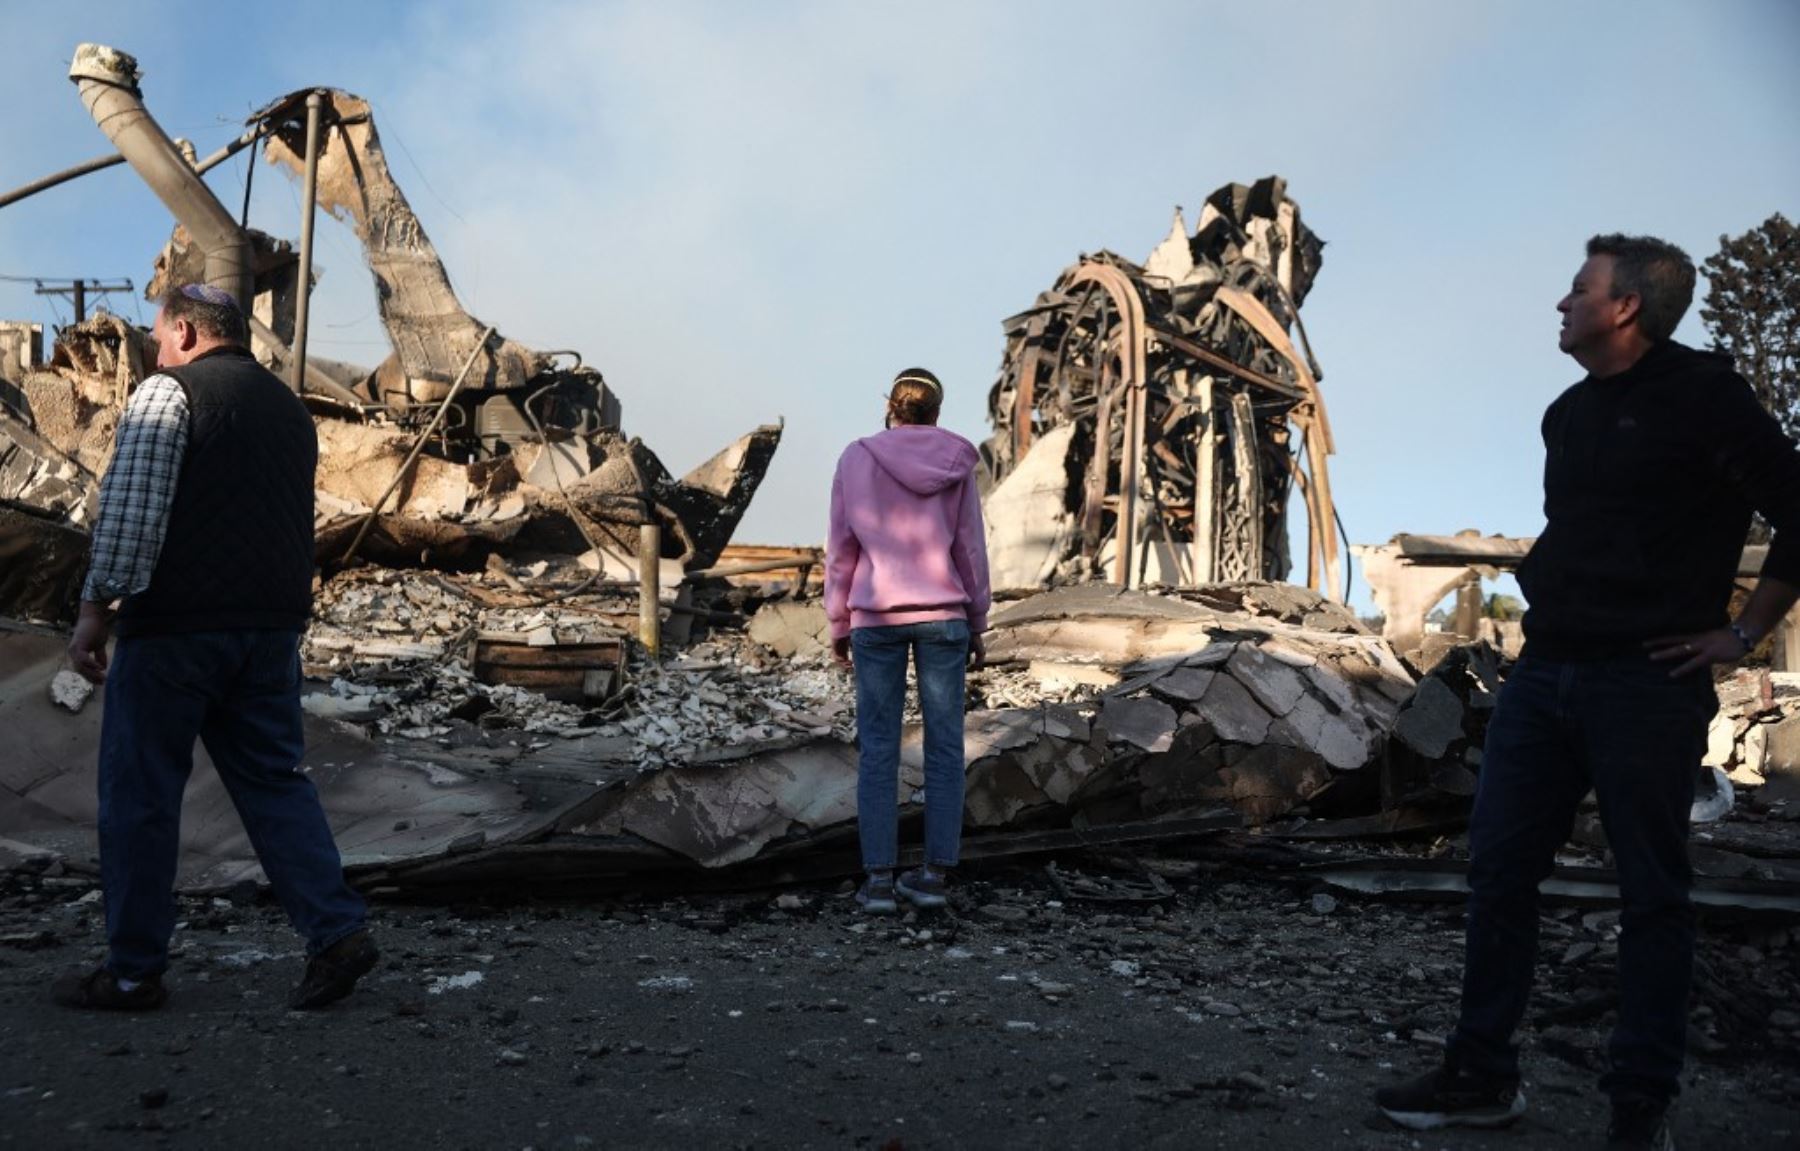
[68,43,252,311]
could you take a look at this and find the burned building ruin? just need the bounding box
[0,44,780,627]
[1,48,1795,929]
[981,177,1342,601]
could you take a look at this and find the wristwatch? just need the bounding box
[1729,621,1755,655]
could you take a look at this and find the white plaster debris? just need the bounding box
[48,670,93,713]
[426,970,486,995]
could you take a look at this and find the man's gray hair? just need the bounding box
[1586,233,1696,344]
[159,283,248,347]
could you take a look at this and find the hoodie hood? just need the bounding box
[856,425,979,496]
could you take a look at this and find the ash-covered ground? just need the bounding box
[2,854,1795,1151]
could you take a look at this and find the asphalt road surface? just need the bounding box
[2,859,1795,1150]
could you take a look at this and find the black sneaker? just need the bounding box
[1607,1095,1674,1150]
[287,929,379,1010]
[51,966,167,1012]
[1374,1059,1525,1130]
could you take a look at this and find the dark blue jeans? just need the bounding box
[98,629,367,980]
[852,620,969,871]
[1447,654,1716,1101]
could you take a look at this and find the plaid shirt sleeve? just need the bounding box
[82,374,189,602]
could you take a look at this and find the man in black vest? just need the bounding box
[58,283,377,1012]
[1374,236,1800,1149]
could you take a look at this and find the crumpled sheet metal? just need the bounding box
[0,628,548,887]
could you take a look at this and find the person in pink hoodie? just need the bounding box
[826,368,991,915]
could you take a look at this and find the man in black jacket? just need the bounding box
[1375,235,1800,1149]
[57,284,377,1012]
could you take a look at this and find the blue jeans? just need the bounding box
[852,620,969,871]
[1447,654,1715,1101]
[98,629,367,980]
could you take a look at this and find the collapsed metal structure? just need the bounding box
[981,178,1341,599]
[0,44,779,625]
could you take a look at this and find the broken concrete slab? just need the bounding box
[657,424,784,573]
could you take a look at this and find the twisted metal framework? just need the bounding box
[981,178,1342,599]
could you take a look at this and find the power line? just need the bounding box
[28,278,135,324]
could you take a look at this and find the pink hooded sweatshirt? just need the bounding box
[825,424,991,642]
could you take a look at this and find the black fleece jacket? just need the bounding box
[1518,340,1800,660]
[116,347,316,638]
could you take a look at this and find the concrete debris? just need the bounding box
[1706,669,1800,807]
[5,581,1421,886]
[47,669,93,713]
[745,600,832,661]
[981,177,1342,600]
[7,312,147,478]
[0,321,41,384]
[1392,676,1466,760]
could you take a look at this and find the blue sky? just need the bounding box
[2,1,1796,610]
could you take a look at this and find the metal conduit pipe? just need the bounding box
[290,92,324,394]
[0,153,126,211]
[67,43,252,310]
[0,127,259,214]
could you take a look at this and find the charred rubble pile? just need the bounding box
[0,46,781,632]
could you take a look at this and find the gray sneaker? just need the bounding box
[896,867,948,909]
[856,874,897,915]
